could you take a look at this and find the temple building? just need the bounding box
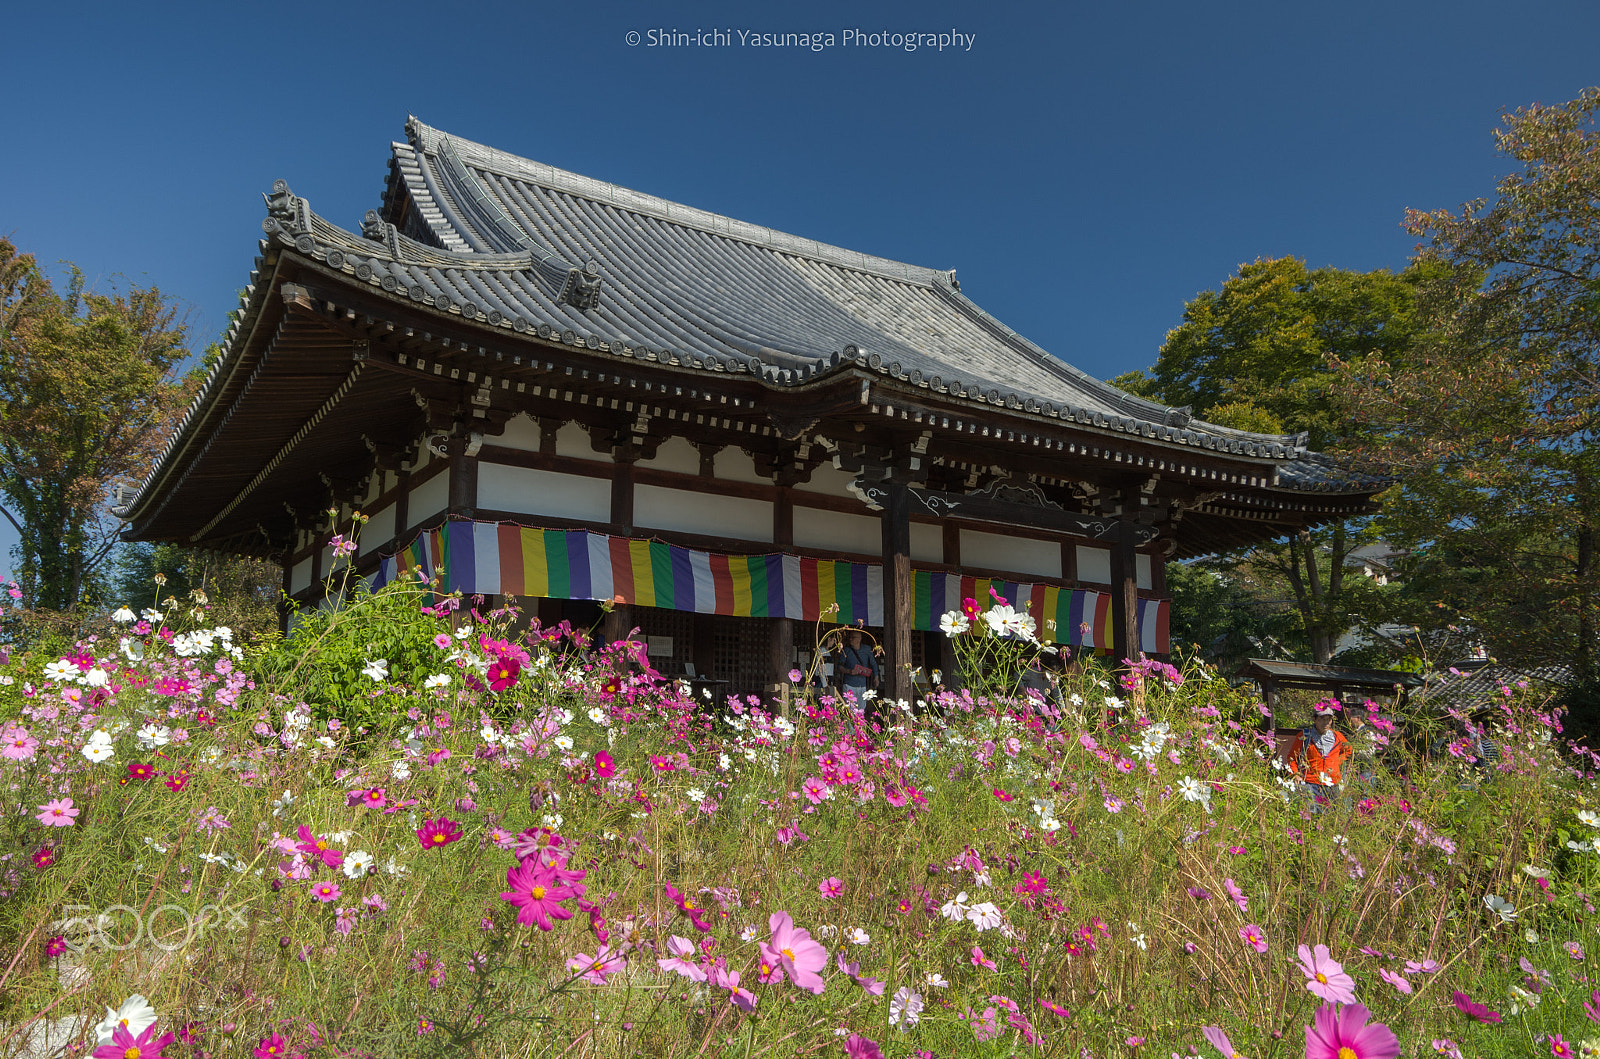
[117,118,1386,700]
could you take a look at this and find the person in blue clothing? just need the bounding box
[839,628,880,701]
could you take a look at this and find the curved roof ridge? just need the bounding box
[403,116,953,289]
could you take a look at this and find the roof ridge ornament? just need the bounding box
[262,179,310,237]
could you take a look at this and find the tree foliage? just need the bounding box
[1132,258,1424,663]
[0,239,194,610]
[1335,87,1600,680]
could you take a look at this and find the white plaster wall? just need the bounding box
[716,447,770,485]
[910,523,942,563]
[793,508,880,556]
[1076,546,1111,584]
[636,485,773,542]
[555,421,610,462]
[290,558,313,595]
[1072,547,1154,588]
[362,503,395,557]
[407,470,451,529]
[638,436,701,476]
[793,462,858,498]
[478,463,609,523]
[497,413,542,452]
[964,530,1061,580]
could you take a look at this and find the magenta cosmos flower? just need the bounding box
[844,1034,883,1059]
[486,653,521,692]
[500,858,585,930]
[416,817,462,849]
[295,825,344,869]
[310,880,341,903]
[1304,1002,1399,1059]
[1451,990,1502,1024]
[566,944,626,985]
[36,798,78,827]
[1239,924,1267,952]
[760,911,827,994]
[594,750,616,778]
[91,1021,174,1059]
[1297,944,1357,1004]
[818,876,845,899]
[253,1033,290,1058]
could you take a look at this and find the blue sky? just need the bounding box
[3,0,1598,580]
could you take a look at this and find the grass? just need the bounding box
[1,578,1597,1058]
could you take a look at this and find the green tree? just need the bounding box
[1336,87,1600,683]
[1135,257,1425,663]
[0,239,193,610]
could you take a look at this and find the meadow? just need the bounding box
[1,568,1596,1059]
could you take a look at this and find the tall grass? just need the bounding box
[1,578,1596,1058]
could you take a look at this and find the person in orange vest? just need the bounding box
[1284,701,1354,788]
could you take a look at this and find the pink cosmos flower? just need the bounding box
[657,936,707,982]
[92,1022,175,1059]
[818,877,844,899]
[45,935,67,957]
[1202,1025,1244,1058]
[310,880,342,903]
[844,1034,883,1059]
[36,798,78,827]
[968,1005,1001,1042]
[416,817,462,850]
[835,952,886,995]
[1551,1035,1574,1058]
[1239,924,1267,952]
[295,825,344,869]
[1451,989,1502,1024]
[2,728,38,760]
[500,858,585,930]
[761,911,827,994]
[801,777,829,804]
[1378,969,1412,994]
[1297,944,1357,1004]
[1404,958,1441,975]
[992,787,1014,802]
[971,945,997,971]
[1223,878,1248,913]
[664,882,714,931]
[1566,941,1586,961]
[709,962,757,1011]
[1303,1002,1399,1059]
[594,750,616,778]
[566,945,625,985]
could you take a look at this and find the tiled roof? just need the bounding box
[123,120,1388,530]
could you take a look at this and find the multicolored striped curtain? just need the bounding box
[372,519,1170,654]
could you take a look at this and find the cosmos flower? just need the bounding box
[761,911,827,994]
[1297,944,1357,1005]
[36,798,79,827]
[416,818,463,850]
[500,858,585,931]
[1303,1002,1399,1059]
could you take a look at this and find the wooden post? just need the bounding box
[448,443,478,519]
[940,520,960,687]
[611,455,635,536]
[882,480,913,703]
[772,487,795,690]
[1109,513,1142,666]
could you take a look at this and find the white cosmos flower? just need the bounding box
[1523,864,1551,880]
[392,762,412,781]
[362,659,389,682]
[136,724,171,750]
[552,735,574,752]
[940,892,971,923]
[848,927,870,946]
[93,995,157,1045]
[112,606,135,623]
[271,790,296,816]
[739,924,759,942]
[1579,809,1600,828]
[83,740,115,764]
[889,986,924,1028]
[587,706,611,727]
[119,638,144,661]
[1484,894,1518,922]
[686,787,706,803]
[967,902,1003,931]
[924,972,949,989]
[43,659,77,682]
[939,611,970,636]
[424,673,451,689]
[1177,776,1210,804]
[342,850,375,878]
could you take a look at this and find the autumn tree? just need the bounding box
[1335,87,1600,684]
[0,239,193,610]
[1117,257,1427,664]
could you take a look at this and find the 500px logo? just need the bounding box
[56,903,249,953]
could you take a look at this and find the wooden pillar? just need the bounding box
[449,444,479,519]
[881,480,913,703]
[602,604,633,646]
[940,521,960,687]
[1061,539,1079,586]
[611,456,635,536]
[693,613,715,679]
[771,487,795,688]
[1109,513,1142,665]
